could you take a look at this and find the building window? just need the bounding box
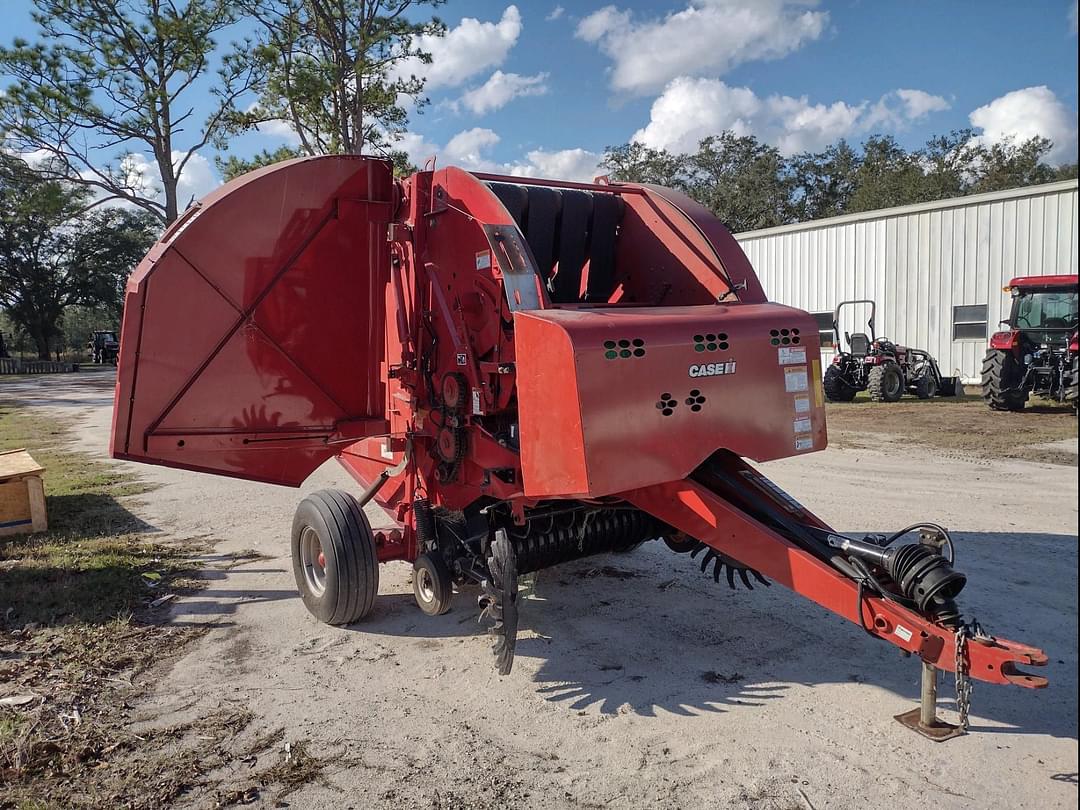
[812,312,835,348]
[953,304,988,340]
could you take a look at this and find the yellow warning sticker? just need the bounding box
[812,358,824,407]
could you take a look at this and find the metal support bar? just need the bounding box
[894,661,964,741]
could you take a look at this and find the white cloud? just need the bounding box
[394,6,522,91]
[546,6,565,22]
[507,148,603,183]
[109,150,220,211]
[895,89,951,120]
[969,85,1078,165]
[394,131,442,170]
[443,128,502,166]
[575,0,828,95]
[175,152,220,206]
[632,77,951,155]
[393,129,601,182]
[863,88,950,131]
[256,118,301,146]
[456,70,549,115]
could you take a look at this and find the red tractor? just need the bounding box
[109,156,1046,738]
[982,275,1079,411]
[823,300,959,402]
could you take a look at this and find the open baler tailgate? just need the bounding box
[111,156,395,486]
[107,156,1049,730]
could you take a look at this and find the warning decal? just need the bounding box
[793,417,812,434]
[778,346,807,365]
[784,366,809,393]
[795,437,814,451]
[793,396,810,414]
[475,250,491,270]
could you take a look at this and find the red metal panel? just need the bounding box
[515,303,827,499]
[1008,274,1078,288]
[111,156,395,486]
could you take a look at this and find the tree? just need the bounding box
[0,155,157,358]
[601,142,688,188]
[682,133,792,232]
[223,0,444,175]
[969,136,1060,194]
[787,140,860,222]
[846,135,932,213]
[0,0,261,225]
[216,143,416,182]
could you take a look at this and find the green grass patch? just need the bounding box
[0,402,192,629]
[0,401,207,804]
[0,396,322,807]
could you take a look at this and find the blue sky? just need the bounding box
[2,0,1078,199]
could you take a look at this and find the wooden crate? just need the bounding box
[0,449,47,537]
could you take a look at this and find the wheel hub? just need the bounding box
[416,568,436,603]
[300,526,327,597]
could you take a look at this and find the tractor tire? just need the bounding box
[913,370,938,399]
[981,350,1026,411]
[868,363,903,402]
[412,552,454,616]
[291,489,379,625]
[1065,353,1079,409]
[823,365,858,402]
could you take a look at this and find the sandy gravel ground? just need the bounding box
[3,371,1077,809]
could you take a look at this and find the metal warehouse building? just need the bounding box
[736,179,1079,382]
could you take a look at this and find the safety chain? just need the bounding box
[954,624,973,731]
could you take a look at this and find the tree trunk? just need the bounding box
[163,177,179,225]
[29,327,51,360]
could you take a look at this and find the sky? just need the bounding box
[2,0,1078,204]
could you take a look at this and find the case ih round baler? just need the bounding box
[109,156,1046,738]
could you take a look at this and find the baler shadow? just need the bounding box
[347,591,490,639]
[515,530,1073,735]
[225,529,1073,738]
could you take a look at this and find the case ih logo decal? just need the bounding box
[688,360,737,378]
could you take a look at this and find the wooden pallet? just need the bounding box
[0,449,47,537]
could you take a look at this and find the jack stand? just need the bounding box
[895,661,964,741]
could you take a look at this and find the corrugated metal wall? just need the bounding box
[736,179,1079,381]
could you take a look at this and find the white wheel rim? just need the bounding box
[417,567,436,603]
[300,526,327,597]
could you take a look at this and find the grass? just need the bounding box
[0,400,325,808]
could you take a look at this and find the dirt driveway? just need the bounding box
[3,371,1077,809]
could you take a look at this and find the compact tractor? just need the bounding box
[110,156,1046,739]
[88,330,120,365]
[822,300,958,403]
[982,275,1078,411]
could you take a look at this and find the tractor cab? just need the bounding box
[984,275,1079,410]
[1007,278,1078,347]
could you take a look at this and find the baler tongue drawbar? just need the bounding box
[618,453,1047,737]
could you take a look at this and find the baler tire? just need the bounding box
[823,365,858,402]
[291,489,379,625]
[868,363,903,402]
[981,350,1026,411]
[413,552,454,616]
